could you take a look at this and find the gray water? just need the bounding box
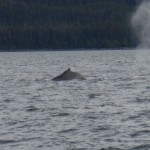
[0,50,150,150]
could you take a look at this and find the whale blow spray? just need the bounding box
[131,0,150,48]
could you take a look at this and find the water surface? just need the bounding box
[0,50,150,150]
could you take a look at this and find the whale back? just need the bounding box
[52,68,86,81]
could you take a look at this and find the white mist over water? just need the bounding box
[131,0,150,49]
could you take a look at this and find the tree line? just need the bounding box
[0,0,141,50]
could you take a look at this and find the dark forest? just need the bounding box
[0,0,140,50]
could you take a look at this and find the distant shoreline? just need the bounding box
[0,1,138,51]
[0,48,136,52]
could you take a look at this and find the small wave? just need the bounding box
[26,106,39,112]
[66,145,87,150]
[99,147,121,150]
[63,106,78,109]
[135,97,150,103]
[130,130,150,137]
[127,115,140,120]
[84,115,99,120]
[58,128,78,133]
[90,78,103,83]
[3,98,14,103]
[51,112,70,117]
[88,93,101,99]
[0,137,42,145]
[57,112,70,116]
[0,139,18,144]
[130,144,150,150]
[91,126,110,132]
[90,127,108,133]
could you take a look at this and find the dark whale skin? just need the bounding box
[52,68,86,81]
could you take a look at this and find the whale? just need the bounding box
[52,68,86,81]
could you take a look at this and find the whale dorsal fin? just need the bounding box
[63,68,71,74]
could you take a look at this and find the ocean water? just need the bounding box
[0,50,150,150]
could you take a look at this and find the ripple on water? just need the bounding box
[88,93,102,99]
[135,97,150,103]
[0,50,150,150]
[0,139,18,145]
[130,130,150,138]
[25,106,40,112]
[58,128,78,134]
[90,125,110,133]
[3,98,15,103]
[99,147,122,150]
[129,144,150,150]
[50,112,71,117]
